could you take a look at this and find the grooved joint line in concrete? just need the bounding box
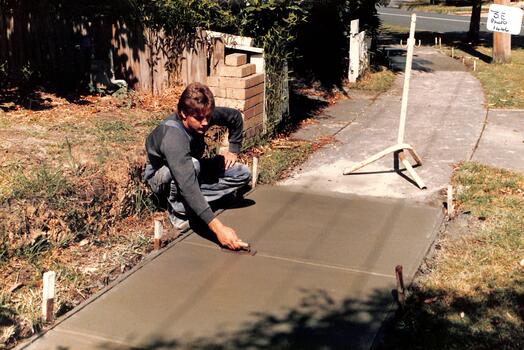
[469,107,490,161]
[182,241,397,279]
[54,328,134,348]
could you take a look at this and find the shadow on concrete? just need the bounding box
[84,285,524,349]
[187,197,258,248]
[95,288,396,350]
[282,85,332,135]
[388,55,436,72]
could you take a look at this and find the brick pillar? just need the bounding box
[208,53,265,141]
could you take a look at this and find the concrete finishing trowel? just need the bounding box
[221,240,257,256]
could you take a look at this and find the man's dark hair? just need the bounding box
[177,82,215,117]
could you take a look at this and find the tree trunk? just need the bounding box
[468,0,482,43]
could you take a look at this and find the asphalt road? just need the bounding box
[378,6,524,36]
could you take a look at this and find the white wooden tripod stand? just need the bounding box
[343,14,426,190]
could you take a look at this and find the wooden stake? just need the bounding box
[439,37,442,49]
[42,271,56,323]
[435,37,438,46]
[473,58,477,71]
[451,47,454,58]
[418,39,421,47]
[447,185,455,217]
[252,157,259,188]
[395,265,406,306]
[399,152,426,189]
[154,219,163,250]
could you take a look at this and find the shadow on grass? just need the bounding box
[0,86,94,112]
[381,28,524,64]
[376,284,524,350]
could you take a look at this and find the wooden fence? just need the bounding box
[0,4,112,89]
[0,4,208,93]
[111,24,209,94]
[1,5,281,142]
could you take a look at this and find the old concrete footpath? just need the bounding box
[20,47,485,350]
[285,45,486,202]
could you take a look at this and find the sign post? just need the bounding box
[488,1,523,63]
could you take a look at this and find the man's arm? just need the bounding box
[208,218,247,250]
[211,107,244,169]
[161,127,215,223]
[161,126,245,250]
[210,106,243,151]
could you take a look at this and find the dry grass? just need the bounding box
[0,87,183,348]
[240,137,314,185]
[380,162,524,349]
[347,68,396,93]
[473,48,524,108]
[438,46,524,108]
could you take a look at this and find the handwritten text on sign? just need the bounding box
[487,4,523,35]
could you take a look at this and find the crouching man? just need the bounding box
[144,82,251,250]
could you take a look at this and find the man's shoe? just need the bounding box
[235,183,252,200]
[167,211,190,232]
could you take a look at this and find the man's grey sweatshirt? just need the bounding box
[145,107,243,224]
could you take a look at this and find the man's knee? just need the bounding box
[146,166,172,194]
[191,157,201,176]
[229,163,252,184]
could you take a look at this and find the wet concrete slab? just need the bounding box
[26,243,396,349]
[22,187,441,350]
[186,186,442,279]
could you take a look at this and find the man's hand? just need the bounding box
[222,151,238,170]
[208,218,246,250]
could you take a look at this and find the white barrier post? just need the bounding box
[42,271,56,323]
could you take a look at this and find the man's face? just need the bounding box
[181,112,211,134]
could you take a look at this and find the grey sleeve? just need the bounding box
[211,107,244,153]
[160,128,215,224]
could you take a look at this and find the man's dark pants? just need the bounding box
[145,156,251,219]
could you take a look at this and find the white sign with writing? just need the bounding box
[487,4,523,35]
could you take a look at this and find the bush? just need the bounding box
[239,0,308,133]
[293,0,383,86]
